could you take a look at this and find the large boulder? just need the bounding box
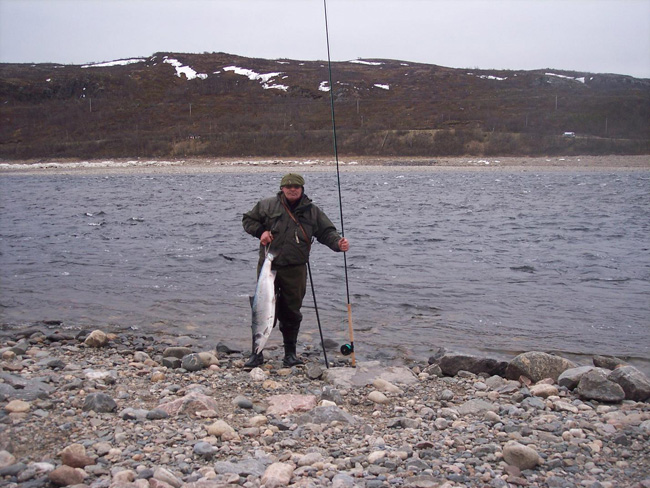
[156,391,218,417]
[83,393,117,413]
[437,354,508,377]
[593,355,626,370]
[323,361,417,388]
[558,366,596,390]
[502,441,542,470]
[608,366,650,402]
[576,369,625,403]
[505,351,576,382]
[84,330,108,348]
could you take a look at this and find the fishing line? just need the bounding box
[323,0,356,367]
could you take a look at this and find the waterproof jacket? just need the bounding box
[243,191,342,267]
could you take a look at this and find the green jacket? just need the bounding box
[243,192,342,267]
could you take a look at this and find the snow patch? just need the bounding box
[545,72,586,84]
[82,58,146,68]
[224,66,288,91]
[477,74,507,81]
[350,59,383,66]
[374,84,390,90]
[164,58,208,80]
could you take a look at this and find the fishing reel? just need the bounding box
[340,343,354,356]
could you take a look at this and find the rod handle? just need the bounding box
[347,303,356,367]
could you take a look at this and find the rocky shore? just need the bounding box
[1,329,649,488]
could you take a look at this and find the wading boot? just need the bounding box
[244,351,263,369]
[244,339,264,369]
[282,341,304,367]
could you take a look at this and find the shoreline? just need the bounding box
[0,155,649,176]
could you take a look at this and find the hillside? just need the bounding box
[1,52,648,159]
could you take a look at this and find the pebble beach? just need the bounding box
[1,328,649,488]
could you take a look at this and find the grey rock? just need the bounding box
[558,366,596,390]
[423,363,443,377]
[593,355,626,370]
[321,386,343,404]
[332,473,356,488]
[153,467,183,488]
[163,346,192,359]
[214,458,270,477]
[608,365,650,402]
[45,331,75,342]
[0,373,54,401]
[233,395,253,409]
[45,359,66,370]
[10,339,30,356]
[296,405,357,425]
[323,361,417,388]
[576,369,625,403]
[83,392,117,413]
[120,407,149,420]
[521,396,546,409]
[84,330,108,348]
[388,417,420,429]
[216,342,240,354]
[193,441,217,460]
[181,353,204,372]
[146,408,170,420]
[427,346,447,363]
[306,363,323,380]
[0,462,27,477]
[458,399,498,415]
[438,354,508,377]
[502,441,542,470]
[438,389,454,401]
[505,351,577,382]
[162,357,182,369]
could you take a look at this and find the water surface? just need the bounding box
[1,168,648,372]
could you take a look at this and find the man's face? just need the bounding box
[281,185,303,203]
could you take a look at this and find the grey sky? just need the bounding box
[1,0,649,78]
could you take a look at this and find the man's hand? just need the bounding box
[338,238,349,252]
[261,231,274,246]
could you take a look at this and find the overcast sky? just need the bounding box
[1,0,649,78]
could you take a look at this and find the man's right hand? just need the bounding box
[260,231,274,246]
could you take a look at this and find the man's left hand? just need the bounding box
[338,238,349,252]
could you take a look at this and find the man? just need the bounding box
[242,173,349,368]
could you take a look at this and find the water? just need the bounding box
[1,167,649,372]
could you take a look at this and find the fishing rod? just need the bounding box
[323,0,356,367]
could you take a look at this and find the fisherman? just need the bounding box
[242,173,349,368]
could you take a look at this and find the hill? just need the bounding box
[1,52,648,159]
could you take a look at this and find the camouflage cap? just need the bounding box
[280,173,305,187]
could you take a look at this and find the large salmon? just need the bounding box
[251,252,276,354]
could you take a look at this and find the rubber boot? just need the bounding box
[243,339,264,369]
[282,341,304,367]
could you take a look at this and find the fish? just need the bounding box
[251,252,277,354]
